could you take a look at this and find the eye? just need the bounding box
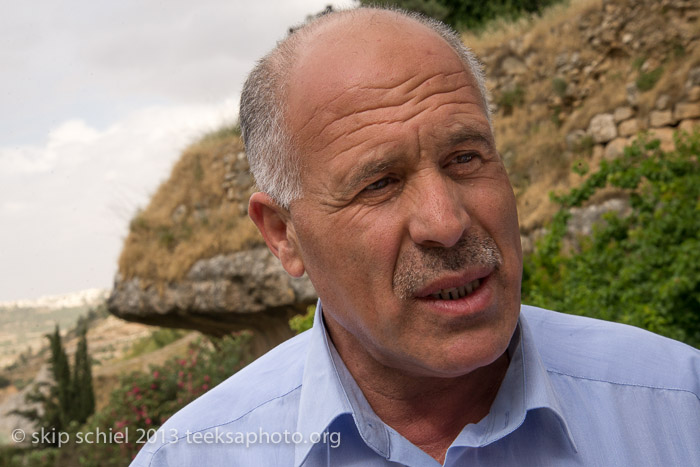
[363,176,396,192]
[447,151,483,176]
[452,152,476,164]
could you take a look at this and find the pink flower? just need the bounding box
[152,370,160,379]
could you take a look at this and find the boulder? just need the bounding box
[588,113,617,143]
[604,137,630,160]
[648,110,674,128]
[674,102,700,121]
[618,119,640,137]
[108,247,317,355]
[613,106,634,122]
[679,119,700,132]
[567,198,630,238]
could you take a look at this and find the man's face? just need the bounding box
[284,15,522,377]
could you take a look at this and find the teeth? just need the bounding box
[430,279,481,300]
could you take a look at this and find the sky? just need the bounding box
[0,0,355,302]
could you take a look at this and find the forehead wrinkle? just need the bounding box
[318,91,482,152]
[302,69,471,141]
[312,81,479,152]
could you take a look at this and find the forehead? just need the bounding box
[286,11,490,170]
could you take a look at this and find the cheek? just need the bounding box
[470,180,519,235]
[295,205,402,294]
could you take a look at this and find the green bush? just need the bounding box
[523,131,700,347]
[125,328,187,359]
[289,305,316,334]
[552,76,568,98]
[359,0,564,30]
[636,66,664,92]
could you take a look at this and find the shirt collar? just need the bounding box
[451,311,577,453]
[295,301,393,465]
[294,302,578,465]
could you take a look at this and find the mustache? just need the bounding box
[393,234,503,299]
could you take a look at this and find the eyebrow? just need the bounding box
[341,155,403,197]
[338,126,495,197]
[444,126,494,150]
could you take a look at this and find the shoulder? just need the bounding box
[169,330,309,429]
[521,305,700,397]
[130,331,311,466]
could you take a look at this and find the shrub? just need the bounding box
[523,131,700,347]
[552,76,568,98]
[75,333,252,466]
[359,0,564,30]
[125,328,187,359]
[289,306,316,334]
[636,66,664,92]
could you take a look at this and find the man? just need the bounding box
[132,7,699,466]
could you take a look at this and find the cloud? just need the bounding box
[0,0,356,146]
[0,0,357,301]
[0,99,235,301]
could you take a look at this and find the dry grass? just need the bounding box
[118,133,263,286]
[462,0,602,53]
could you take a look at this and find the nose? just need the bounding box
[407,174,470,248]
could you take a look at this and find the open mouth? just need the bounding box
[427,278,481,301]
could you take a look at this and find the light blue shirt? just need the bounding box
[131,304,700,466]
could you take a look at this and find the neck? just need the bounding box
[325,316,511,464]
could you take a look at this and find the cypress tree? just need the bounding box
[71,323,95,423]
[48,325,72,430]
[14,323,96,446]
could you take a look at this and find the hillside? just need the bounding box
[0,289,109,368]
[0,297,197,445]
[466,0,699,233]
[110,0,700,330]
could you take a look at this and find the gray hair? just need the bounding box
[239,7,491,209]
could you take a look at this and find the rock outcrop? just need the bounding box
[109,133,316,351]
[110,247,316,353]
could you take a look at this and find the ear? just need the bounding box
[248,192,305,277]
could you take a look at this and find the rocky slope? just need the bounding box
[471,0,700,238]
